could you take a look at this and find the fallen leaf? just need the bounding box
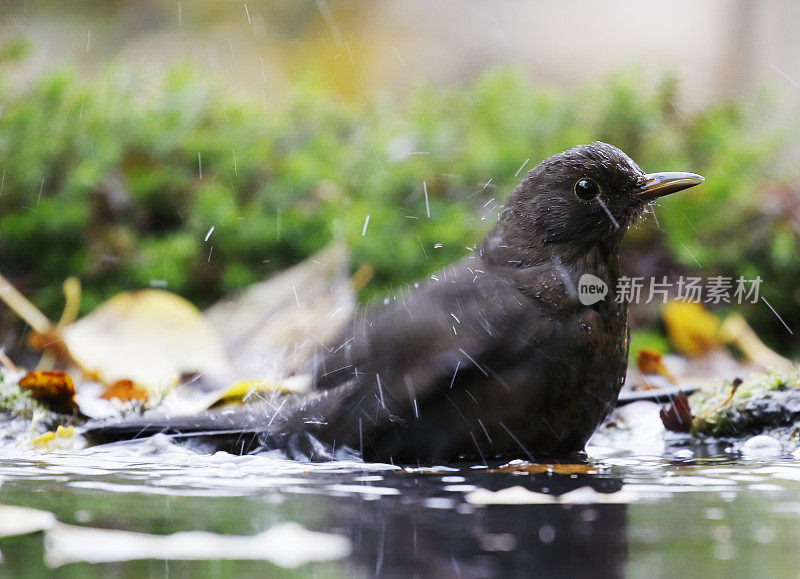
[659,391,694,432]
[662,301,721,357]
[636,349,676,383]
[31,425,80,452]
[205,243,354,380]
[18,370,77,414]
[62,290,231,394]
[156,374,312,416]
[31,431,56,446]
[208,379,289,408]
[100,380,148,403]
[26,277,83,363]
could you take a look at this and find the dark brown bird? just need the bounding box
[85,142,703,464]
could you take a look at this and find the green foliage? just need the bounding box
[0,54,796,353]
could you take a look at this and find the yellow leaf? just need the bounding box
[31,432,55,446]
[211,379,289,408]
[55,425,74,438]
[62,290,230,394]
[662,301,721,357]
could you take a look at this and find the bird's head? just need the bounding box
[486,142,703,264]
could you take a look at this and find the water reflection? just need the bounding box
[3,439,800,576]
[336,473,628,577]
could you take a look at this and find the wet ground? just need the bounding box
[1,402,800,578]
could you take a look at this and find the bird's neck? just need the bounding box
[480,219,622,275]
[479,219,624,309]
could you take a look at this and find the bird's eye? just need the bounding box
[574,178,601,201]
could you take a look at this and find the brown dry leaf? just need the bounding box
[662,301,721,357]
[18,370,78,414]
[62,290,231,394]
[659,390,694,432]
[490,463,597,475]
[636,349,676,383]
[100,380,149,403]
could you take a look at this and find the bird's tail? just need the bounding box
[82,384,359,460]
[82,404,281,454]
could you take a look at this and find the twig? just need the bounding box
[0,271,53,333]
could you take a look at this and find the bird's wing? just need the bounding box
[311,259,554,424]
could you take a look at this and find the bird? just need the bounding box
[84,142,703,464]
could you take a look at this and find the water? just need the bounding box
[1,405,800,577]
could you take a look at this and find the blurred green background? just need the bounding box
[0,0,798,356]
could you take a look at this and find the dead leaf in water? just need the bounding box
[662,301,721,357]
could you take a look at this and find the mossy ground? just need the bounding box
[689,369,800,437]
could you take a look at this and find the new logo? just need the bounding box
[578,274,608,305]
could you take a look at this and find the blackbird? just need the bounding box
[85,142,703,463]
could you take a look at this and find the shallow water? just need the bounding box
[1,403,800,577]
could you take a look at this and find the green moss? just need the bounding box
[0,371,49,420]
[689,369,800,437]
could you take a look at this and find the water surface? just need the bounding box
[1,403,798,577]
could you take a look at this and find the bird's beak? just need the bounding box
[634,172,704,202]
